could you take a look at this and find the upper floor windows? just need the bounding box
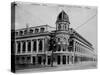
[29,29,33,34]
[27,41,31,52]
[35,28,39,33]
[58,24,61,30]
[19,31,23,35]
[40,28,45,32]
[15,27,46,36]
[17,42,21,53]
[22,41,26,53]
[15,32,18,36]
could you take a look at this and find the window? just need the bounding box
[17,42,21,53]
[22,57,25,61]
[27,57,31,61]
[65,25,66,30]
[24,30,27,34]
[40,28,45,32]
[19,31,23,35]
[27,41,31,52]
[16,57,19,61]
[39,40,42,52]
[58,38,60,42]
[15,32,18,36]
[35,28,39,33]
[30,29,33,33]
[58,24,61,30]
[58,45,61,51]
[22,42,26,53]
[33,40,37,52]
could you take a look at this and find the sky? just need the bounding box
[14,2,97,53]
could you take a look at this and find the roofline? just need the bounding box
[69,28,92,46]
[15,24,55,31]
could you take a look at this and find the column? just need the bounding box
[46,55,48,65]
[20,41,22,53]
[31,40,33,53]
[61,55,62,65]
[61,24,63,30]
[15,41,18,54]
[72,41,75,64]
[31,56,32,64]
[36,39,39,53]
[42,38,44,52]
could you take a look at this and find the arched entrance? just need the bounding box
[38,56,42,64]
[48,56,51,65]
[57,55,61,65]
[62,55,66,64]
[67,56,69,64]
[32,56,35,65]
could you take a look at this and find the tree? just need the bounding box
[48,32,56,67]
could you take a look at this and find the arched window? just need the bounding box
[19,31,23,35]
[39,40,42,52]
[28,41,31,52]
[62,55,66,64]
[65,25,66,30]
[58,24,61,30]
[33,40,37,52]
[17,42,21,53]
[58,38,60,42]
[40,28,45,32]
[58,45,61,51]
[24,30,27,34]
[30,29,33,33]
[35,28,39,33]
[15,32,18,36]
[22,42,26,52]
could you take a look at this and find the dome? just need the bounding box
[56,10,70,24]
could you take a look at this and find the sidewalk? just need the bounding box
[16,62,97,73]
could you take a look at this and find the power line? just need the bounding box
[75,14,97,30]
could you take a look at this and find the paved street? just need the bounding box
[16,62,97,73]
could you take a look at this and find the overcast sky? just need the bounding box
[14,2,97,53]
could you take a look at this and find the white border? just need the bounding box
[0,0,99,75]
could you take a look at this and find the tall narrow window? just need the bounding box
[15,32,18,36]
[58,45,61,51]
[22,42,26,53]
[28,41,31,52]
[19,31,23,35]
[33,40,37,52]
[65,25,66,30]
[39,40,42,52]
[30,29,33,34]
[58,24,61,30]
[35,28,39,33]
[17,42,21,53]
[40,28,45,32]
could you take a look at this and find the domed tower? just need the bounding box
[56,10,70,31]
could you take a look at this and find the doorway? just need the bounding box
[48,56,51,65]
[38,56,42,64]
[62,55,66,64]
[57,55,61,65]
[32,56,35,65]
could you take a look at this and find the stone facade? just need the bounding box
[14,10,97,67]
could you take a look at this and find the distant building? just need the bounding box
[14,10,97,67]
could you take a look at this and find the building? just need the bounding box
[14,10,97,67]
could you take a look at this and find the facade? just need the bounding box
[14,10,97,67]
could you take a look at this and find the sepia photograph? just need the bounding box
[11,1,97,73]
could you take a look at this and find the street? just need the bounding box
[16,62,97,73]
